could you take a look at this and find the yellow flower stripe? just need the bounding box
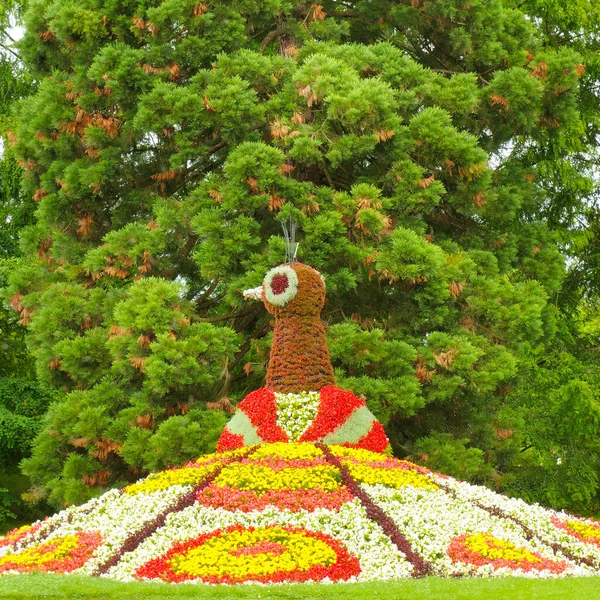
[0,535,79,567]
[123,464,219,495]
[214,464,340,493]
[197,447,252,464]
[343,462,437,490]
[464,533,541,563]
[329,445,388,462]
[566,520,600,540]
[250,443,323,460]
[170,528,337,579]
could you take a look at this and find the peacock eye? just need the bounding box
[263,265,299,307]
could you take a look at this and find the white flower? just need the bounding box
[275,392,320,441]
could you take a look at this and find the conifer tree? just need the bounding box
[7,0,599,512]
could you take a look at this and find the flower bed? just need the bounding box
[108,497,414,582]
[0,524,41,550]
[2,442,599,583]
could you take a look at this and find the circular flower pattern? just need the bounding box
[135,525,361,583]
[447,533,568,574]
[263,265,299,307]
[0,531,102,574]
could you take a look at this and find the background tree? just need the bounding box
[0,0,59,532]
[6,0,600,514]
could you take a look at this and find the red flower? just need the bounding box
[230,541,287,557]
[236,456,329,470]
[300,386,364,441]
[347,421,390,453]
[238,388,288,442]
[197,484,353,512]
[217,428,244,452]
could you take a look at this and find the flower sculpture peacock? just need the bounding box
[217,262,390,454]
[2,262,600,584]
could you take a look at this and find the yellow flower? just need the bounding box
[214,464,341,493]
[251,443,323,460]
[567,520,600,540]
[464,534,541,563]
[329,446,388,463]
[123,464,219,495]
[343,462,437,491]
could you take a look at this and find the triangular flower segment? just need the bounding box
[2,263,600,583]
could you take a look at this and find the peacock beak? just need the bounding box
[243,285,264,301]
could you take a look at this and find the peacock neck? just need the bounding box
[266,314,335,393]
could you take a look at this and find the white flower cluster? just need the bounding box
[361,481,593,578]
[107,499,414,582]
[275,392,320,441]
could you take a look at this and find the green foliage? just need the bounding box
[4,0,599,514]
[0,378,56,466]
[500,349,600,513]
[0,488,16,525]
[0,378,56,531]
[411,433,491,483]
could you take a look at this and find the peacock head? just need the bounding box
[244,263,326,318]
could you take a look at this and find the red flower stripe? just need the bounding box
[217,429,244,452]
[300,386,364,442]
[231,540,287,556]
[238,388,288,443]
[317,443,431,578]
[134,524,361,584]
[196,485,353,512]
[348,421,390,453]
[341,456,432,475]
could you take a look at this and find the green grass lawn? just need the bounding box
[1,574,600,600]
